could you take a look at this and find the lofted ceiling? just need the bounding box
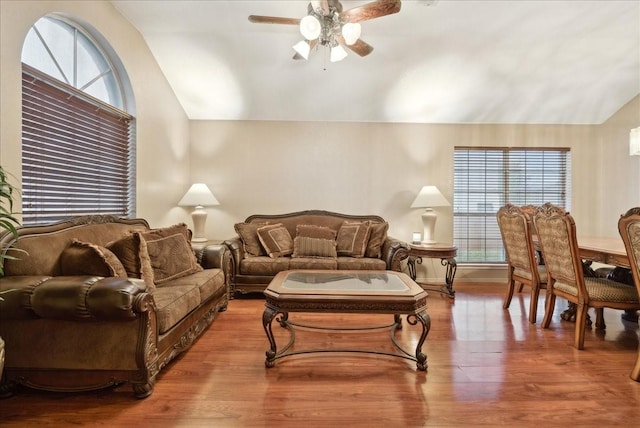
[111,0,640,124]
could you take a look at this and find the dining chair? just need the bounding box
[534,203,640,350]
[617,206,640,381]
[496,204,547,323]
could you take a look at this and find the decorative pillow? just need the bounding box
[296,224,337,240]
[140,223,203,285]
[257,223,294,258]
[292,236,337,259]
[336,221,372,258]
[106,232,155,289]
[60,239,128,278]
[235,222,269,257]
[365,222,389,258]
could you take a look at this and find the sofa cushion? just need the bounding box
[162,268,227,308]
[140,224,203,285]
[292,236,337,259]
[151,283,201,334]
[106,233,155,289]
[289,257,338,270]
[60,240,128,278]
[336,221,372,258]
[240,257,291,276]
[295,224,337,240]
[365,222,389,258]
[235,222,269,257]
[257,223,294,258]
[337,257,386,270]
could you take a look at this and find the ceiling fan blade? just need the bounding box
[346,38,374,57]
[248,15,301,25]
[339,0,401,23]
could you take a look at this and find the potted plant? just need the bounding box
[0,165,21,382]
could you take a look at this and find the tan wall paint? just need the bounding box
[189,118,635,281]
[0,0,191,228]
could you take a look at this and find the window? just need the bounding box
[21,16,135,225]
[453,147,571,263]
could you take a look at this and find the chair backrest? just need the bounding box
[496,204,539,282]
[533,203,584,292]
[618,207,640,296]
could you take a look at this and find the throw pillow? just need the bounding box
[257,223,294,258]
[106,232,155,289]
[60,239,128,278]
[292,236,337,259]
[365,222,389,258]
[336,221,372,258]
[296,224,337,240]
[235,222,269,257]
[140,223,203,285]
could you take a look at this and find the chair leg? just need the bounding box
[542,293,555,328]
[595,308,606,330]
[528,284,540,324]
[630,349,640,382]
[517,282,524,293]
[574,303,588,350]
[503,278,515,310]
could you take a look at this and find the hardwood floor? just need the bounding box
[2,283,640,427]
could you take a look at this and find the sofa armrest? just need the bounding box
[26,276,151,321]
[381,237,410,271]
[196,243,235,288]
[223,237,244,275]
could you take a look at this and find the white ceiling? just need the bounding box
[111,0,640,124]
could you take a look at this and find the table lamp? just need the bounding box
[178,183,219,242]
[410,185,450,245]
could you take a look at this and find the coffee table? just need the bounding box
[262,270,430,370]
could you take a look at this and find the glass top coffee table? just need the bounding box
[262,270,430,370]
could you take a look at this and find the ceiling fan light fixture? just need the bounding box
[341,23,361,45]
[300,15,321,40]
[293,40,311,60]
[330,44,348,62]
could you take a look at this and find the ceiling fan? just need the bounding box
[248,0,402,62]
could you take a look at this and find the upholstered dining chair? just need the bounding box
[534,203,640,350]
[496,204,547,323]
[617,207,640,381]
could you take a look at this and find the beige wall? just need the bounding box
[1,1,638,282]
[0,0,191,227]
[190,99,640,281]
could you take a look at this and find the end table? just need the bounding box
[407,243,457,298]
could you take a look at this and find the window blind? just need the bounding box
[453,147,571,263]
[21,65,134,225]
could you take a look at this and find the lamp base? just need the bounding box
[191,206,208,242]
[421,208,438,245]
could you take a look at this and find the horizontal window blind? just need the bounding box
[22,65,134,225]
[453,147,571,263]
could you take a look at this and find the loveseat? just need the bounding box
[224,210,410,295]
[0,215,231,398]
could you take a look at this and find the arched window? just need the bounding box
[21,15,135,225]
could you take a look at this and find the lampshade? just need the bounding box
[631,127,640,156]
[330,44,348,62]
[341,23,361,45]
[300,15,321,40]
[410,186,450,208]
[178,183,219,207]
[293,40,311,59]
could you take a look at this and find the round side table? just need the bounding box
[407,243,457,298]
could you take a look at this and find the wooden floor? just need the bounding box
[2,283,640,427]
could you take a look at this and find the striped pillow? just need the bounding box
[292,236,337,259]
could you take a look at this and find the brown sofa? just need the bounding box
[224,210,410,295]
[0,215,232,398]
